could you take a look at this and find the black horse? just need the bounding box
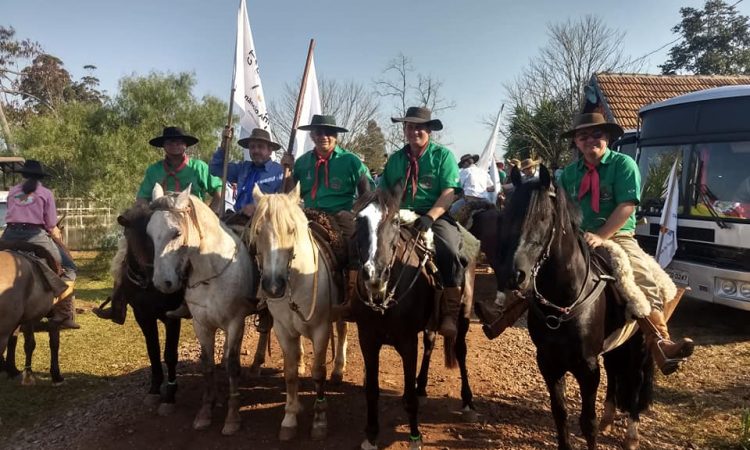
[352,187,475,450]
[110,204,184,414]
[493,166,654,450]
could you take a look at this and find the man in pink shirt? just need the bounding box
[1,160,79,329]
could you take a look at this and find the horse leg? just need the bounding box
[192,322,217,431]
[249,329,269,377]
[48,324,63,384]
[298,337,306,377]
[456,313,477,422]
[275,327,303,441]
[538,356,571,450]
[310,327,330,440]
[3,334,20,379]
[221,319,245,436]
[359,336,382,450]
[572,360,600,450]
[599,355,617,433]
[330,320,348,385]
[416,330,436,400]
[134,311,163,406]
[158,318,181,416]
[397,336,422,449]
[21,324,36,386]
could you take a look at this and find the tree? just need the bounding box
[503,15,639,164]
[660,0,750,75]
[348,120,387,171]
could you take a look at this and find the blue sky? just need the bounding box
[6,0,750,157]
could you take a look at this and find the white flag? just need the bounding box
[655,160,679,268]
[291,55,322,157]
[477,108,503,202]
[233,0,271,144]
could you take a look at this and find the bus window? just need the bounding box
[692,141,750,220]
[638,145,686,216]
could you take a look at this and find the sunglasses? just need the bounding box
[311,128,338,137]
[574,129,606,141]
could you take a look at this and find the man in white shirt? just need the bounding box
[452,154,494,214]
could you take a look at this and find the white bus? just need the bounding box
[635,85,750,311]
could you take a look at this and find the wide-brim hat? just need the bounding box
[520,158,541,171]
[459,154,475,165]
[561,113,624,140]
[391,106,443,131]
[149,126,199,147]
[297,114,349,133]
[237,128,282,150]
[15,159,50,178]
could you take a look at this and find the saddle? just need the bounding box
[451,200,495,230]
[0,240,68,297]
[304,209,351,303]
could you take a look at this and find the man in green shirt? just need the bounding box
[559,113,693,375]
[94,126,223,322]
[379,106,464,339]
[281,114,373,320]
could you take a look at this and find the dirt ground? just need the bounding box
[2,297,749,450]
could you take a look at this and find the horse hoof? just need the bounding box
[330,372,344,385]
[279,426,297,441]
[408,436,423,450]
[417,395,427,408]
[624,437,639,450]
[599,419,612,434]
[462,408,479,423]
[248,363,262,378]
[311,425,327,440]
[193,418,212,431]
[222,421,241,436]
[20,373,35,386]
[158,403,176,416]
[360,438,378,450]
[51,378,65,387]
[143,394,161,407]
[6,370,21,379]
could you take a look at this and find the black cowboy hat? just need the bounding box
[15,159,50,178]
[391,106,443,131]
[149,126,199,147]
[459,154,475,165]
[297,115,349,133]
[237,128,282,150]
[560,113,624,140]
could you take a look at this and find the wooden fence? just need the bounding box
[57,198,115,250]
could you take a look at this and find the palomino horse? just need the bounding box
[148,184,255,436]
[494,166,655,450]
[0,246,64,385]
[353,187,476,450]
[250,184,348,441]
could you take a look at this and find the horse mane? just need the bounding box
[250,193,308,248]
[353,188,400,222]
[510,177,582,238]
[111,203,153,283]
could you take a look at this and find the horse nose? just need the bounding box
[514,270,526,287]
[165,280,173,289]
[262,276,286,298]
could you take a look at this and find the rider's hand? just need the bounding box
[413,215,434,233]
[222,126,233,140]
[280,153,294,169]
[50,226,63,241]
[584,232,604,248]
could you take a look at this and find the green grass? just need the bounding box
[0,252,196,440]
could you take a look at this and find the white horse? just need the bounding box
[250,184,348,441]
[148,184,254,436]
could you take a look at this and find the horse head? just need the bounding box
[147,183,197,293]
[117,203,154,276]
[496,165,560,293]
[353,183,403,305]
[250,183,306,299]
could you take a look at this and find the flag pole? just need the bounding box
[220,0,242,215]
[283,39,315,180]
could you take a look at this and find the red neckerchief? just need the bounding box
[311,149,333,200]
[578,160,600,213]
[162,154,189,191]
[404,144,428,200]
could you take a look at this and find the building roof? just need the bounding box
[591,73,750,130]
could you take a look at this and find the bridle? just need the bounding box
[516,187,612,330]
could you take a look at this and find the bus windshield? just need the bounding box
[638,141,750,221]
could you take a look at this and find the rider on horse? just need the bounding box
[94,126,223,322]
[280,114,373,320]
[558,113,694,375]
[378,106,465,339]
[1,160,80,329]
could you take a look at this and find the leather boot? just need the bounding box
[50,294,81,330]
[438,287,463,339]
[475,291,529,340]
[638,309,694,375]
[165,302,192,319]
[331,269,358,322]
[93,295,127,325]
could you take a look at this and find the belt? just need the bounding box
[7,222,45,229]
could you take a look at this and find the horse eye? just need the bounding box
[173,230,182,239]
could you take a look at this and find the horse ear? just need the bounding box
[252,184,265,204]
[175,184,191,209]
[539,164,551,189]
[152,183,165,200]
[117,215,130,228]
[290,182,301,204]
[510,167,522,187]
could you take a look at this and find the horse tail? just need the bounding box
[603,331,654,416]
[443,336,457,369]
[637,334,655,412]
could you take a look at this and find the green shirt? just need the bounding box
[379,141,462,213]
[559,149,640,234]
[293,146,372,214]
[497,169,507,183]
[137,158,223,200]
